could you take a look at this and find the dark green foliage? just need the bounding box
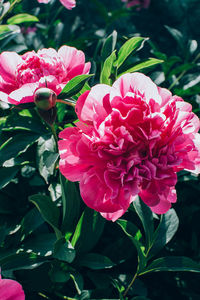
[0,0,200,299]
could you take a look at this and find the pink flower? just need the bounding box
[122,0,150,10]
[0,271,25,300]
[0,46,90,105]
[58,73,200,221]
[37,0,76,10]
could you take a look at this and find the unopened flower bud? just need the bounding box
[34,88,57,111]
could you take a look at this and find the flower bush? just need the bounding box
[0,0,200,299]
[0,46,90,104]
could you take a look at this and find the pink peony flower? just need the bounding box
[59,72,200,221]
[0,271,25,300]
[37,0,76,10]
[122,0,150,10]
[0,46,90,105]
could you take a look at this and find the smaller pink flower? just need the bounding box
[37,0,76,10]
[0,45,90,105]
[0,271,25,300]
[122,0,150,10]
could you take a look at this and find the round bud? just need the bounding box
[34,88,57,111]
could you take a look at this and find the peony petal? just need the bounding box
[8,83,39,104]
[0,52,22,83]
[59,0,76,9]
[75,84,113,123]
[0,278,25,300]
[113,72,162,105]
[58,46,85,71]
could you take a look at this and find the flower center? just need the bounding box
[16,49,66,86]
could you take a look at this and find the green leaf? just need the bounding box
[148,209,179,259]
[133,197,154,250]
[58,74,94,99]
[0,133,40,165]
[140,256,200,275]
[0,166,19,189]
[19,207,45,241]
[4,111,48,134]
[0,252,45,271]
[116,37,148,68]
[29,194,61,237]
[165,25,184,51]
[174,82,200,97]
[117,219,146,273]
[101,30,118,62]
[168,63,196,77]
[0,25,20,40]
[118,58,163,77]
[78,253,115,270]
[37,135,57,183]
[49,265,70,283]
[7,14,39,25]
[71,207,105,254]
[53,237,76,263]
[60,175,80,236]
[22,233,56,256]
[100,51,117,85]
[72,82,91,101]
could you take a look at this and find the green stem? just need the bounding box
[50,124,58,143]
[56,99,76,107]
[123,272,138,298]
[0,0,22,22]
[169,52,200,90]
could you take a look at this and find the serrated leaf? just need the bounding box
[116,37,148,68]
[133,198,154,250]
[58,74,93,99]
[117,219,146,273]
[118,58,163,77]
[7,14,39,25]
[100,51,117,85]
[78,253,115,270]
[148,209,179,259]
[140,256,200,275]
[71,207,105,254]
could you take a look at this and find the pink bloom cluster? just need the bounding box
[59,73,200,221]
[0,271,25,300]
[38,0,76,10]
[0,46,90,105]
[122,0,150,10]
